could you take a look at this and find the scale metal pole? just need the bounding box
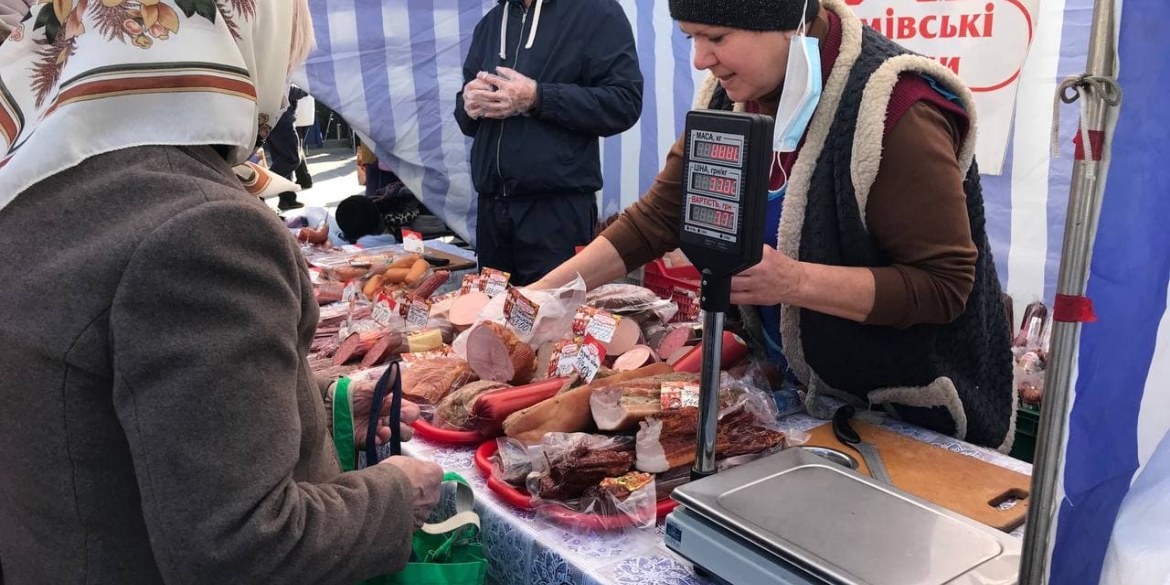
[693,272,731,480]
[1018,0,1119,582]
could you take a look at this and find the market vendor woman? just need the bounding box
[534,0,1015,450]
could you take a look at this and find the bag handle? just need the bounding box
[421,472,479,536]
[365,361,404,466]
[332,377,357,472]
[359,369,480,541]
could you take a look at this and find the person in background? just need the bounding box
[293,89,316,188]
[455,0,644,286]
[290,195,403,249]
[532,0,1014,450]
[267,85,311,210]
[358,141,403,198]
[0,2,443,583]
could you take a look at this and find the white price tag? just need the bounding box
[550,339,581,378]
[341,279,361,302]
[406,297,431,328]
[574,336,606,383]
[660,381,700,409]
[402,229,425,254]
[503,289,539,334]
[371,293,396,326]
[482,268,511,297]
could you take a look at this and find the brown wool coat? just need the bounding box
[0,145,415,584]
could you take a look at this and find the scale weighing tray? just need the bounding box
[664,449,1020,585]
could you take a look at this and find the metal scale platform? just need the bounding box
[664,449,1021,585]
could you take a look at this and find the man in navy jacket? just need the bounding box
[455,0,643,285]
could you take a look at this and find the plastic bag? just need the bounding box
[526,433,655,530]
[452,275,587,357]
[585,283,678,330]
[489,437,534,486]
[719,363,783,431]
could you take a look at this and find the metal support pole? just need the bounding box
[692,309,724,480]
[1018,1,1118,582]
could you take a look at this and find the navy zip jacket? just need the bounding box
[454,0,643,199]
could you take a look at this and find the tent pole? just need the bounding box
[1018,0,1120,583]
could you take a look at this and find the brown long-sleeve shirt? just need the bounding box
[602,87,977,328]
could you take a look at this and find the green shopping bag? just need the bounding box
[333,364,488,585]
[365,472,487,585]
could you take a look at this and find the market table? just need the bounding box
[394,410,1033,585]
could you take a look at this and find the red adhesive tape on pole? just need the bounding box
[1053,294,1098,323]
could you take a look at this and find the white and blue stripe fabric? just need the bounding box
[294,0,1099,321]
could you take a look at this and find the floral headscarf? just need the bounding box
[0,0,300,208]
[0,0,33,40]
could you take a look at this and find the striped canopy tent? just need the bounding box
[294,0,1168,581]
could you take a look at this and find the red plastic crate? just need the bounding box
[643,259,700,323]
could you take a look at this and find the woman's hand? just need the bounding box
[731,246,877,322]
[730,245,805,307]
[348,379,419,446]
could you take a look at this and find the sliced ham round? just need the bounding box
[450,291,491,331]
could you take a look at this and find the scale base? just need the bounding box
[664,507,826,585]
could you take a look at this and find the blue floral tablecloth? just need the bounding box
[400,410,1033,585]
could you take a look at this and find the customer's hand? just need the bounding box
[349,379,419,446]
[462,78,494,119]
[475,67,538,118]
[380,456,444,529]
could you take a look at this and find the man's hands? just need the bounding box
[462,66,538,119]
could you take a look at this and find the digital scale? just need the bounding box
[666,111,1022,584]
[676,111,772,480]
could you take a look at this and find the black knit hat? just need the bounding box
[668,0,819,32]
[335,195,383,243]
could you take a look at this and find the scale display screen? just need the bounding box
[689,165,741,199]
[689,130,744,166]
[692,139,741,165]
[678,110,772,287]
[684,194,739,240]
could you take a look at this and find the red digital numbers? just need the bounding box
[691,204,735,230]
[713,176,735,195]
[710,143,738,162]
[694,173,737,196]
[697,140,740,163]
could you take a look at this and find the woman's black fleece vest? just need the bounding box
[707,24,1014,449]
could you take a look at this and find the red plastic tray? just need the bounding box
[474,439,497,475]
[643,259,701,323]
[410,419,487,445]
[475,441,678,526]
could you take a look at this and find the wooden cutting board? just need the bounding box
[804,421,1031,532]
[420,248,477,272]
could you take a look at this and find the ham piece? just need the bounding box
[401,357,477,405]
[590,372,698,431]
[502,363,674,442]
[466,321,536,385]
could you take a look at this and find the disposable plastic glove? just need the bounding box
[461,77,494,119]
[475,66,538,118]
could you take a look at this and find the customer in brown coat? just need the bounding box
[0,1,442,584]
